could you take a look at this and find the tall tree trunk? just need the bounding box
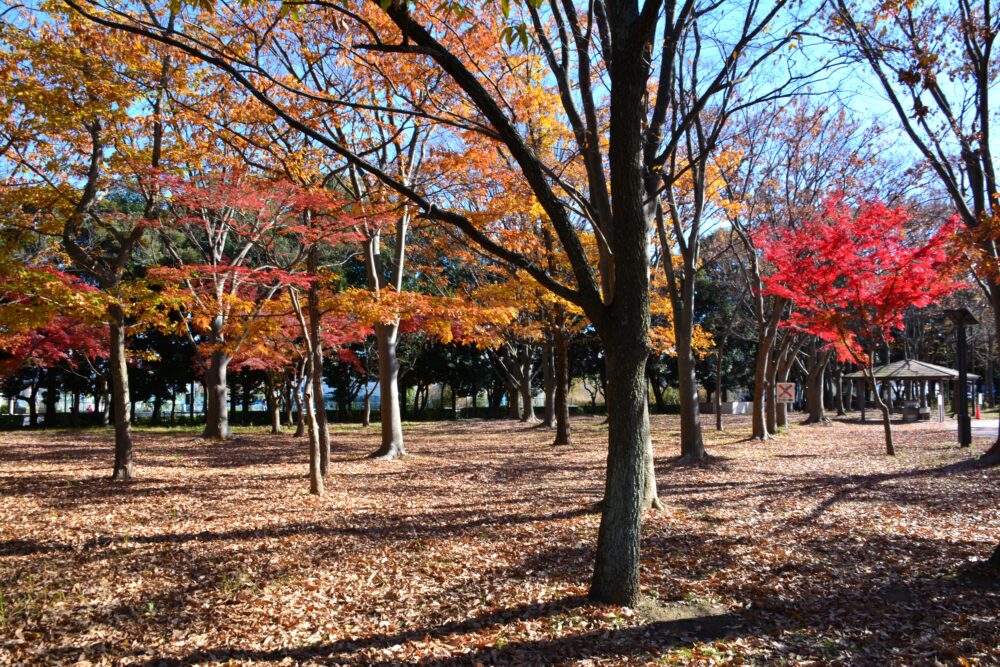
[542,342,555,428]
[506,382,520,419]
[201,347,231,440]
[804,346,832,424]
[43,367,58,427]
[834,364,847,416]
[152,393,163,425]
[306,250,331,475]
[293,374,305,438]
[370,323,405,459]
[108,305,134,480]
[28,373,39,428]
[553,325,571,446]
[867,370,895,456]
[646,357,665,413]
[589,43,653,605]
[303,360,323,495]
[591,340,649,606]
[751,313,781,439]
[519,345,537,423]
[71,390,80,427]
[676,309,706,461]
[266,372,281,434]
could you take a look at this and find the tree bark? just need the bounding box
[591,341,648,606]
[867,372,895,456]
[519,345,537,423]
[676,310,706,461]
[303,360,323,496]
[108,304,134,480]
[834,364,847,416]
[266,372,281,434]
[201,347,231,440]
[506,382,520,419]
[542,342,555,428]
[751,309,782,439]
[589,38,653,605]
[307,248,331,475]
[553,325,571,446]
[369,323,406,459]
[804,347,833,424]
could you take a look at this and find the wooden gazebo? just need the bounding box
[844,359,978,421]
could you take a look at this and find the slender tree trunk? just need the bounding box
[293,375,305,438]
[647,359,666,414]
[506,382,520,419]
[28,374,39,428]
[751,313,780,439]
[363,392,371,427]
[641,401,662,509]
[108,305,134,480]
[266,373,281,434]
[553,325,571,446]
[303,360,323,495]
[542,343,555,428]
[519,345,537,423]
[201,348,231,440]
[676,309,706,461]
[43,368,58,427]
[869,375,895,455]
[240,372,251,426]
[834,365,847,416]
[370,323,405,459]
[804,347,832,424]
[306,251,331,475]
[71,391,80,427]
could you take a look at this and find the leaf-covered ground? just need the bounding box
[1,415,998,666]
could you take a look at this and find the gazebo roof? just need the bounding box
[844,359,979,380]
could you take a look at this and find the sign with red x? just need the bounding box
[776,383,795,403]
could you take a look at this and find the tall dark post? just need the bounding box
[946,309,978,448]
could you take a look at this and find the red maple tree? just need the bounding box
[757,197,963,454]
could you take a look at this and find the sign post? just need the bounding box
[776,383,795,404]
[945,309,978,447]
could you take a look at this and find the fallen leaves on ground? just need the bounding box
[0,415,998,666]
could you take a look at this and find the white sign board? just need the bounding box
[776,383,796,403]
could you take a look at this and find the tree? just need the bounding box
[758,197,962,454]
[64,0,817,606]
[0,6,179,478]
[832,0,1000,462]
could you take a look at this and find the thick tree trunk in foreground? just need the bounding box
[108,305,134,481]
[591,340,648,605]
[201,347,231,440]
[553,326,571,446]
[589,42,653,604]
[370,323,406,459]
